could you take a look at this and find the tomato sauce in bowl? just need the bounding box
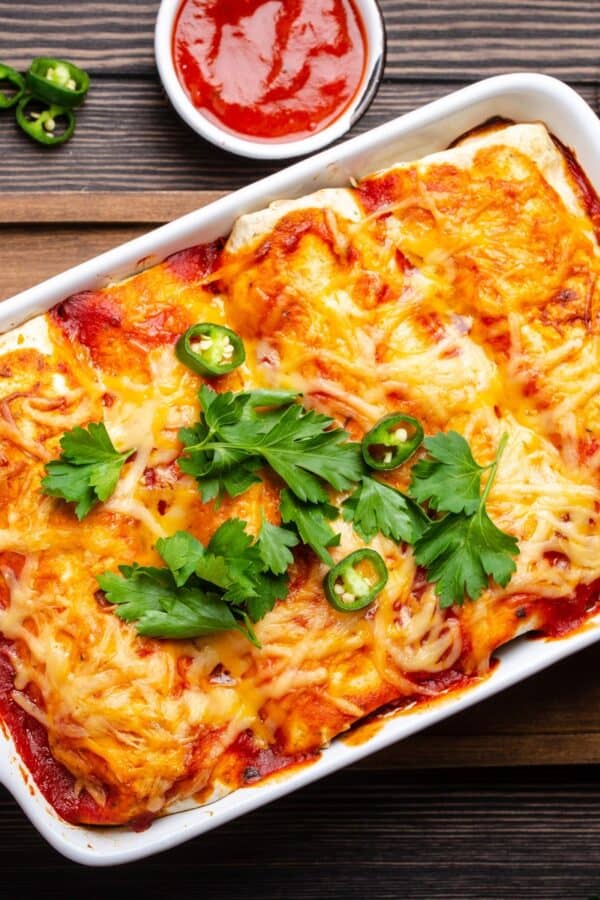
[172,0,367,143]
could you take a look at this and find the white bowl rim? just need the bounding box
[154,0,386,160]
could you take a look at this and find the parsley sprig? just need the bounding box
[409,430,492,515]
[42,422,134,520]
[410,433,519,607]
[279,488,340,565]
[97,518,298,644]
[178,385,364,504]
[342,476,428,544]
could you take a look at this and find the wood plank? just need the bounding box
[1,224,148,299]
[3,0,600,80]
[0,78,596,193]
[368,731,600,769]
[0,0,156,74]
[2,191,225,223]
[383,0,600,80]
[2,767,600,897]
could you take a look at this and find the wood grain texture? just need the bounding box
[3,0,600,80]
[2,767,600,897]
[1,3,600,193]
[383,0,600,80]
[0,79,489,191]
[1,224,149,299]
[1,191,225,223]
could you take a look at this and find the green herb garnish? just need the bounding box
[42,421,134,520]
[178,385,364,504]
[411,433,519,607]
[408,430,490,515]
[279,488,341,565]
[98,519,297,644]
[256,514,299,576]
[51,393,520,627]
[342,476,428,544]
[97,564,239,641]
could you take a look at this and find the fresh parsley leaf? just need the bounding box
[257,517,299,575]
[155,531,205,587]
[195,519,289,618]
[200,384,299,430]
[178,423,262,503]
[207,518,254,556]
[413,507,519,608]
[409,431,488,515]
[97,566,238,639]
[42,422,134,520]
[240,387,302,418]
[178,386,364,504]
[99,563,175,613]
[244,575,288,623]
[129,596,239,641]
[41,463,100,521]
[194,553,235,591]
[413,433,519,606]
[342,476,428,544]
[255,405,363,501]
[57,421,127,464]
[98,518,292,645]
[280,488,340,565]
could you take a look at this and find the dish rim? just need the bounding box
[154,0,387,160]
[1,72,600,866]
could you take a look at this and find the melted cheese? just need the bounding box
[227,187,362,253]
[0,123,598,824]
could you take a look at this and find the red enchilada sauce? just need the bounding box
[0,552,109,824]
[173,0,366,141]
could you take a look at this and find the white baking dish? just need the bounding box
[2,73,599,866]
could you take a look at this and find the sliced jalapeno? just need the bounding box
[362,413,424,471]
[0,63,25,109]
[324,549,388,612]
[26,57,90,108]
[176,323,245,377]
[16,96,75,147]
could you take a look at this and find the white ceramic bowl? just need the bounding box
[3,74,600,865]
[154,0,386,160]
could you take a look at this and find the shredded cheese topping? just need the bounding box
[0,123,598,823]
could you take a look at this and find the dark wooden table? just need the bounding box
[2,2,600,896]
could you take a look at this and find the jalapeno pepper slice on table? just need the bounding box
[26,57,90,108]
[16,96,75,146]
[324,549,388,612]
[0,63,25,109]
[176,324,246,377]
[362,413,424,470]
